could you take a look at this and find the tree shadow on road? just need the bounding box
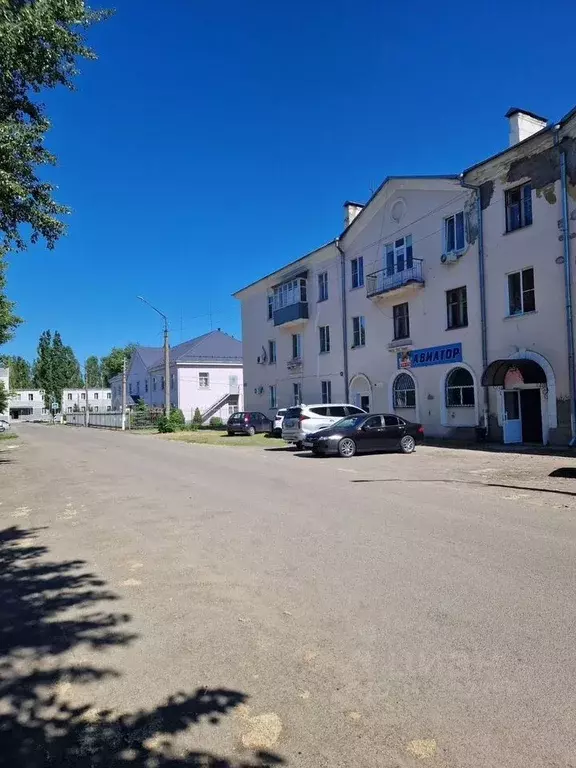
[0,526,284,767]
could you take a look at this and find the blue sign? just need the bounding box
[397,343,462,369]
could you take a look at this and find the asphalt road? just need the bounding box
[1,424,576,767]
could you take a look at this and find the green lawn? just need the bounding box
[0,432,17,441]
[161,429,287,449]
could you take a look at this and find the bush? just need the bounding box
[169,407,186,430]
[209,416,223,427]
[156,415,174,433]
[192,407,203,426]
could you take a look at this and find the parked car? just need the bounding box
[227,411,273,436]
[0,419,10,433]
[303,413,424,457]
[273,408,287,436]
[281,403,367,448]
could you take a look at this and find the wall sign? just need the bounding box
[398,343,462,369]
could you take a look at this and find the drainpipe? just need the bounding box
[459,176,489,433]
[335,238,350,402]
[554,127,576,446]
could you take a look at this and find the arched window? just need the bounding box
[446,367,475,407]
[393,372,416,408]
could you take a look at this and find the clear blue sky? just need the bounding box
[3,0,575,363]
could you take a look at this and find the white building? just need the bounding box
[109,330,243,423]
[235,105,576,446]
[62,388,112,414]
[8,389,50,421]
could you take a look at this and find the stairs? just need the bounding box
[201,390,239,423]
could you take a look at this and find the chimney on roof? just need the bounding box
[506,108,548,147]
[344,201,364,228]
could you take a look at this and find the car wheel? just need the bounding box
[247,426,256,437]
[227,430,234,436]
[338,437,356,458]
[400,434,416,454]
[295,441,304,450]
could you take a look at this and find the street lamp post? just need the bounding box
[137,296,170,418]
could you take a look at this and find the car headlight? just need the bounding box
[318,434,339,440]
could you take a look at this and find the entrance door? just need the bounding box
[360,395,370,412]
[503,390,522,444]
[520,389,543,443]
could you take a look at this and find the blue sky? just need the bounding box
[3,0,575,363]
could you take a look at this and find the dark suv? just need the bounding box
[227,411,272,436]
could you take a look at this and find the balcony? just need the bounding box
[273,301,309,327]
[366,259,424,298]
[286,357,302,372]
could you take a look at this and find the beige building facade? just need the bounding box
[235,106,576,446]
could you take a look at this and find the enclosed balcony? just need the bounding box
[272,276,309,327]
[366,258,424,298]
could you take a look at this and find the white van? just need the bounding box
[281,403,366,447]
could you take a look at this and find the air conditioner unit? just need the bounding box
[441,252,460,264]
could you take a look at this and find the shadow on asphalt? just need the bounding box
[351,478,576,497]
[549,467,576,478]
[0,526,284,767]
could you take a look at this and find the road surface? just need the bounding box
[1,424,576,767]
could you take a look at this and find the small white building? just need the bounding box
[110,330,243,423]
[62,388,112,414]
[8,389,50,421]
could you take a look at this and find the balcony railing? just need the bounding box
[273,301,309,327]
[286,357,302,371]
[366,259,424,298]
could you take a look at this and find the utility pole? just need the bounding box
[137,295,170,418]
[121,356,127,431]
[84,360,89,427]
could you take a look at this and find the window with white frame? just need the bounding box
[67,393,73,400]
[508,268,535,315]
[446,286,468,329]
[170,373,175,390]
[321,380,332,404]
[152,377,157,391]
[268,339,276,364]
[273,278,307,310]
[292,382,302,406]
[93,406,99,412]
[67,406,72,413]
[291,333,301,360]
[145,379,148,393]
[136,381,140,395]
[505,183,532,232]
[267,295,273,320]
[319,325,330,353]
[28,393,33,401]
[228,403,237,416]
[445,367,475,407]
[351,257,364,288]
[107,406,112,411]
[352,316,366,348]
[444,212,466,254]
[81,392,86,399]
[161,376,165,391]
[94,392,99,399]
[269,385,277,409]
[199,372,209,388]
[107,392,111,398]
[385,235,413,276]
[318,271,328,301]
[393,372,416,408]
[393,303,410,340]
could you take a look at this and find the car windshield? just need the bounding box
[331,415,365,430]
[229,412,245,422]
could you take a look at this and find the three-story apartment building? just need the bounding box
[235,105,576,446]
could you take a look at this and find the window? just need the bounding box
[67,407,72,413]
[67,393,73,400]
[81,392,86,399]
[107,406,112,412]
[161,376,165,391]
[170,373,175,390]
[446,286,468,329]
[385,236,413,276]
[28,393,34,401]
[199,372,209,388]
[94,392,99,399]
[269,385,277,409]
[273,278,307,310]
[14,393,21,400]
[393,303,410,340]
[393,372,416,408]
[444,212,466,254]
[292,382,302,405]
[321,380,332,404]
[352,316,366,347]
[506,183,532,232]
[309,406,328,416]
[351,257,364,288]
[267,295,273,320]
[81,406,86,412]
[446,367,475,407]
[42,408,48,414]
[144,379,148,393]
[318,271,328,301]
[291,333,301,360]
[347,406,365,415]
[152,377,157,391]
[107,392,111,398]
[92,406,98,412]
[384,415,401,426]
[228,404,237,416]
[319,325,330,353]
[129,383,133,394]
[328,405,347,418]
[136,381,140,395]
[508,268,535,315]
[268,340,276,364]
[364,415,383,429]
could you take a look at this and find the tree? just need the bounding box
[0,2,110,349]
[32,330,83,408]
[0,381,7,414]
[0,355,31,388]
[85,355,101,387]
[101,343,137,386]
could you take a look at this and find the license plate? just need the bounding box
[284,420,296,428]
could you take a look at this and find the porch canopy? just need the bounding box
[481,359,547,387]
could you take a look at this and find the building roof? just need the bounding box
[136,346,163,368]
[147,330,242,368]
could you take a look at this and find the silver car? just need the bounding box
[0,419,11,433]
[281,403,367,448]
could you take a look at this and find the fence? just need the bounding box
[64,408,162,430]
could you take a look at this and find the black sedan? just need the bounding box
[304,413,424,457]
